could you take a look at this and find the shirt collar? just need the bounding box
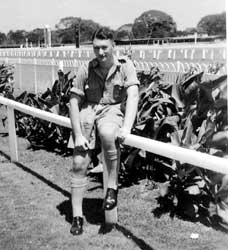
[90,56,121,69]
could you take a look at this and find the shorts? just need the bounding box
[68,103,124,150]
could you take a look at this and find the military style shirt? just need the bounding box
[70,56,139,105]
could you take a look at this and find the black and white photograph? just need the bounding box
[0,0,227,249]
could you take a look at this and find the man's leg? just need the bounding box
[98,122,120,210]
[98,123,120,189]
[96,104,123,210]
[70,149,91,235]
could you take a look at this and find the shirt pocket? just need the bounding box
[84,81,102,103]
[112,80,124,102]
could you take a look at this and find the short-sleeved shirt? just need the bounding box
[70,56,139,105]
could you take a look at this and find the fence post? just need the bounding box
[33,58,38,94]
[153,50,156,59]
[18,57,22,89]
[51,58,55,85]
[102,148,118,224]
[173,50,176,60]
[59,60,64,71]
[157,50,162,60]
[168,49,172,59]
[7,107,18,162]
[184,49,188,59]
[190,49,195,60]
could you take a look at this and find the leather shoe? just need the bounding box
[70,216,83,235]
[103,188,118,210]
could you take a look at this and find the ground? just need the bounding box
[0,107,228,250]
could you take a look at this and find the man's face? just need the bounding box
[93,38,114,64]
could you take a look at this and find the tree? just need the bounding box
[55,16,79,30]
[55,17,99,43]
[184,27,197,35]
[7,30,27,44]
[0,32,7,45]
[26,28,44,46]
[79,19,102,42]
[55,17,79,44]
[132,10,177,39]
[55,17,81,44]
[115,24,134,40]
[55,16,113,44]
[51,30,61,45]
[197,12,226,36]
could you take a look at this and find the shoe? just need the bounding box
[89,163,103,173]
[70,216,83,235]
[98,223,116,234]
[103,188,118,210]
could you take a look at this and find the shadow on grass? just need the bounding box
[152,197,228,233]
[56,198,104,225]
[0,150,70,198]
[0,150,155,250]
[26,143,73,157]
[115,224,155,250]
[57,199,155,250]
[0,132,8,137]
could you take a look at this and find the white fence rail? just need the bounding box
[1,95,228,223]
[1,95,228,174]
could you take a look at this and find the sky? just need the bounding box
[0,0,226,33]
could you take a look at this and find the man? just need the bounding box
[69,28,139,235]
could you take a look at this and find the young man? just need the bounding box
[69,28,139,235]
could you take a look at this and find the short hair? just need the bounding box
[92,28,114,41]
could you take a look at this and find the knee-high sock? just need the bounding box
[103,149,120,190]
[71,177,87,217]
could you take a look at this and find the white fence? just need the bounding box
[0,43,226,60]
[0,57,225,94]
[0,43,226,93]
[0,96,228,223]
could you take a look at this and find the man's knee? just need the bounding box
[98,125,118,146]
[72,152,90,176]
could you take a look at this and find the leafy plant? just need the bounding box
[6,70,74,153]
[0,63,15,99]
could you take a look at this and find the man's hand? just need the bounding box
[117,127,130,144]
[74,134,91,151]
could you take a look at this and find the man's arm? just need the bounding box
[69,64,90,151]
[69,93,83,136]
[119,85,139,139]
[69,93,90,150]
[118,58,139,140]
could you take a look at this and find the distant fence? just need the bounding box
[0,57,225,94]
[0,43,226,62]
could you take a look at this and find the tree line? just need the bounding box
[0,10,226,47]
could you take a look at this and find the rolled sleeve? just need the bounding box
[70,64,88,97]
[122,59,140,88]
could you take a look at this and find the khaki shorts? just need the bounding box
[68,103,124,150]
